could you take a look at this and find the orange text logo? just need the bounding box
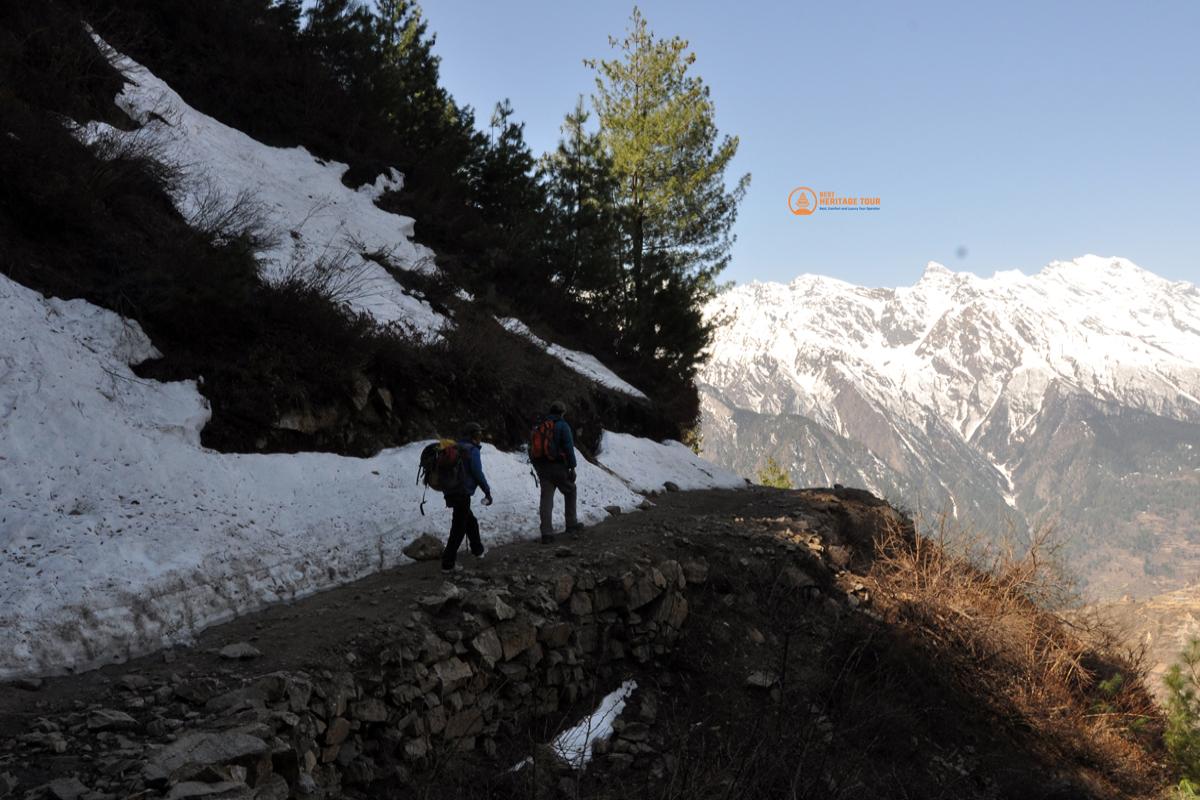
[788,186,882,216]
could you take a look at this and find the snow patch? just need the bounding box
[79,35,445,340]
[597,431,746,493]
[499,318,648,400]
[0,275,649,679]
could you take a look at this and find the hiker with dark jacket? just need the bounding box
[531,400,580,543]
[442,422,492,573]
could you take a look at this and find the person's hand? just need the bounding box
[568,468,576,482]
[482,494,493,507]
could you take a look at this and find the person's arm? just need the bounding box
[558,421,577,469]
[470,445,492,498]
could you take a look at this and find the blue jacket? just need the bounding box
[455,440,492,497]
[547,415,577,469]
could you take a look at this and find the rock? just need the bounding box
[746,671,776,689]
[15,677,44,691]
[253,775,290,800]
[496,621,538,661]
[166,782,254,800]
[144,731,269,783]
[554,546,574,558]
[682,558,709,584]
[537,622,572,649]
[465,591,515,621]
[219,642,262,661]
[627,570,667,609]
[471,628,504,663]
[782,566,817,590]
[206,686,268,714]
[604,505,622,515]
[637,499,655,510]
[351,697,389,723]
[0,773,18,796]
[87,708,138,732]
[433,657,474,692]
[403,534,444,562]
[663,481,681,492]
[553,574,575,603]
[748,627,766,645]
[444,708,484,738]
[325,717,351,746]
[569,591,593,617]
[403,738,429,761]
[44,777,90,800]
[118,674,150,692]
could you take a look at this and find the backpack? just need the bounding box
[529,416,559,462]
[418,439,465,493]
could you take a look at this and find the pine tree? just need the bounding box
[539,97,622,312]
[587,7,749,379]
[1165,639,1200,781]
[756,457,793,489]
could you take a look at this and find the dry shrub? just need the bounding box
[871,514,1168,794]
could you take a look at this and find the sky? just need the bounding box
[416,0,1200,289]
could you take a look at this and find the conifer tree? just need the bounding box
[756,457,793,489]
[587,6,749,379]
[539,97,622,313]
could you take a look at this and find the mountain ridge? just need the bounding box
[701,255,1200,597]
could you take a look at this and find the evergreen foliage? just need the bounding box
[584,6,750,383]
[756,457,793,489]
[1165,639,1200,781]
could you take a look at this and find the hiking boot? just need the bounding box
[471,546,487,559]
[441,563,463,574]
[565,522,584,533]
[540,534,557,545]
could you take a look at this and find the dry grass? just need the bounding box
[871,514,1170,796]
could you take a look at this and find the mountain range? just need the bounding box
[699,256,1200,598]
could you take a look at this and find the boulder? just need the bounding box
[496,620,538,661]
[403,534,444,562]
[218,642,262,661]
[166,782,254,800]
[144,731,268,783]
[471,628,504,663]
[43,777,89,800]
[87,708,138,732]
[663,481,681,492]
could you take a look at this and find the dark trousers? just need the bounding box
[442,493,483,568]
[534,461,577,535]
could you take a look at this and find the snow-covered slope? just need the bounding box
[500,318,648,400]
[80,35,446,339]
[0,274,742,679]
[704,256,1200,446]
[701,257,1200,595]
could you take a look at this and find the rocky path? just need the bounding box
[3,486,871,799]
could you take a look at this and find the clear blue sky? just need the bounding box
[417,1,1199,288]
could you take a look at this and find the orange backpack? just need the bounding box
[529,417,559,461]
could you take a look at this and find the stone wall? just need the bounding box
[23,558,708,800]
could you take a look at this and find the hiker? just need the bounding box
[441,421,493,573]
[530,400,581,542]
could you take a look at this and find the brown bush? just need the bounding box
[870,515,1169,796]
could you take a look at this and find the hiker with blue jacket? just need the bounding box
[530,400,581,543]
[441,422,493,573]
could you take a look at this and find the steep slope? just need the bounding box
[701,257,1200,596]
[1,489,1170,799]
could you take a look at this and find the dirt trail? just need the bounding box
[0,488,769,733]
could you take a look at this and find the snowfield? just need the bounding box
[499,318,649,400]
[597,431,745,493]
[0,275,743,679]
[79,35,447,340]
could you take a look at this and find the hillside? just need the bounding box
[700,258,1200,598]
[1,489,1172,799]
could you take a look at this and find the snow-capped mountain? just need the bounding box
[700,256,1200,597]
